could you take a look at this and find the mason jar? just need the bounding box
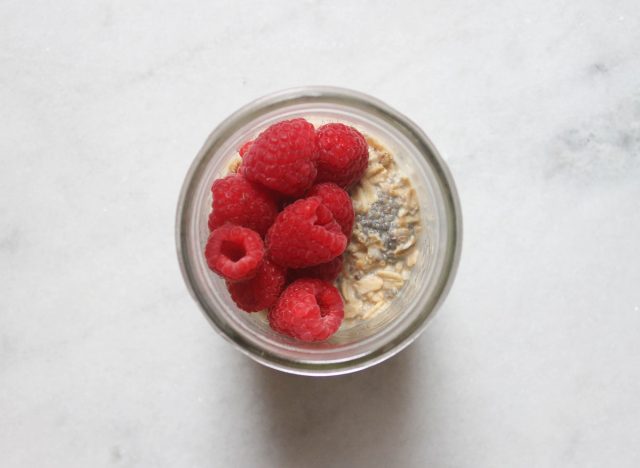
[176,86,462,376]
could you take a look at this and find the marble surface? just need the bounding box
[1,0,639,466]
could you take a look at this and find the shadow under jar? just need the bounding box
[176,87,462,376]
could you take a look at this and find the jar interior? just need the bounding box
[188,103,452,358]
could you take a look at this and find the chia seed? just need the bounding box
[355,191,404,253]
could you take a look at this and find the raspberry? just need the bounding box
[307,183,354,237]
[205,225,264,281]
[242,118,318,197]
[266,197,347,268]
[315,123,369,189]
[288,255,343,282]
[208,174,278,237]
[238,140,253,157]
[268,279,344,342]
[226,258,286,312]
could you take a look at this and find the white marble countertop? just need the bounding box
[2,1,639,466]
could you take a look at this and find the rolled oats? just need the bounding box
[354,274,384,295]
[377,270,404,282]
[406,249,419,268]
[227,157,242,174]
[337,136,422,322]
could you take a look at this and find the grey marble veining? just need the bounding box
[1,0,639,467]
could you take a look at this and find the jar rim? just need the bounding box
[176,86,463,376]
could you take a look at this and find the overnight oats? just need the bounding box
[176,87,462,375]
[201,118,421,341]
[340,137,420,324]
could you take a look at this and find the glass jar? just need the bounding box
[176,87,462,376]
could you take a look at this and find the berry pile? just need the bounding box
[204,118,369,342]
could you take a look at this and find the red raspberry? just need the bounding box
[307,183,354,237]
[226,258,286,312]
[238,140,253,157]
[205,225,264,281]
[288,255,344,282]
[266,197,347,268]
[242,118,318,197]
[208,174,278,237]
[315,123,369,189]
[268,279,344,341]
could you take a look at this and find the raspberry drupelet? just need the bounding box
[288,255,344,283]
[226,258,287,312]
[242,118,318,197]
[265,196,347,269]
[268,279,344,342]
[205,225,264,281]
[315,123,369,189]
[307,182,355,237]
[208,174,278,237]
